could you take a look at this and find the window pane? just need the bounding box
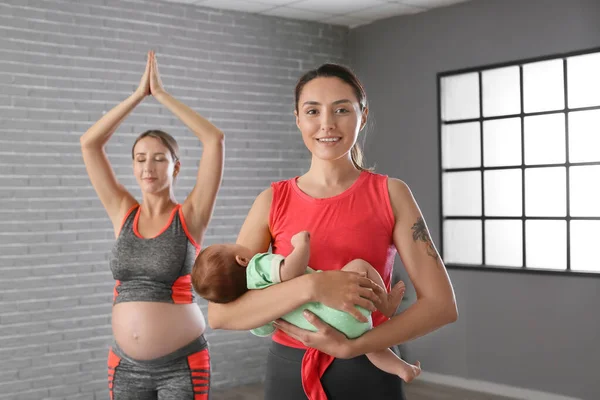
[443,171,482,216]
[567,52,600,108]
[482,66,521,117]
[443,220,482,264]
[571,221,600,272]
[570,166,600,217]
[524,114,566,165]
[523,60,564,113]
[485,220,523,267]
[525,167,566,217]
[441,73,480,121]
[568,110,600,163]
[484,169,522,216]
[525,220,566,270]
[442,122,480,169]
[483,118,522,167]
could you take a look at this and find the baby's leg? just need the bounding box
[342,261,419,381]
[341,259,405,318]
[341,259,384,287]
[366,349,421,383]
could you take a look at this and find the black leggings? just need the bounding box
[265,342,406,400]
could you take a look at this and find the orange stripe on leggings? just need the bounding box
[108,348,121,400]
[187,348,210,400]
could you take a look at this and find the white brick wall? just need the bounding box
[0,0,348,398]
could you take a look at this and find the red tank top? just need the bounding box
[269,171,397,400]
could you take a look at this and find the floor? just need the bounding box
[212,381,519,400]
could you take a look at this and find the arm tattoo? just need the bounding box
[411,217,439,261]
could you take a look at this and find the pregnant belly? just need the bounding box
[112,302,205,360]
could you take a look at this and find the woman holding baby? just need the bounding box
[206,63,458,399]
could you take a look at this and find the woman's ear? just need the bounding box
[360,107,369,131]
[235,255,250,267]
[173,160,181,176]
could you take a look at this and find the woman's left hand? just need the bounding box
[149,51,166,97]
[274,311,356,359]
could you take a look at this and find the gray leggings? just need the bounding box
[265,341,406,400]
[108,335,210,400]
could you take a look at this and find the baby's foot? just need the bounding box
[399,361,421,383]
[380,281,406,317]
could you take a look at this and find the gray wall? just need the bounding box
[0,0,347,398]
[349,0,600,399]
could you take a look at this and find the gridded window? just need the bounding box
[438,48,600,274]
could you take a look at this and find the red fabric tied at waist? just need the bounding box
[301,348,335,400]
[277,311,388,400]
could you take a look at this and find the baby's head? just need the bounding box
[192,243,254,303]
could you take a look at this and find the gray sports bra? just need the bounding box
[110,204,199,304]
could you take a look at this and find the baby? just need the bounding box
[192,231,421,383]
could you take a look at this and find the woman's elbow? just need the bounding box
[208,130,225,146]
[80,134,103,150]
[428,296,458,326]
[443,300,459,324]
[79,135,93,149]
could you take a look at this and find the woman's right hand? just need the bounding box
[310,270,384,322]
[135,51,151,98]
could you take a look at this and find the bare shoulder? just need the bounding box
[255,186,273,205]
[252,186,273,222]
[387,177,411,196]
[248,186,273,215]
[386,178,417,216]
[237,186,273,252]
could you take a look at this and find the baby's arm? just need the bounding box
[249,231,310,337]
[279,231,311,282]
